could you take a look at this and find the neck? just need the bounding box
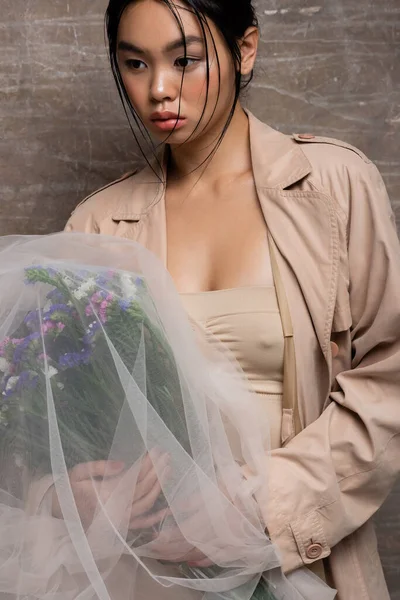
[167,104,252,186]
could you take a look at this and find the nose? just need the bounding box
[149,67,177,103]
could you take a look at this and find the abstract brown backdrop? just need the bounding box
[1,0,399,596]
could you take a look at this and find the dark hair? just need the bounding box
[105,0,258,174]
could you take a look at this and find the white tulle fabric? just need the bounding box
[0,233,336,600]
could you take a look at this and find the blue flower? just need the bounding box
[24,310,40,328]
[95,274,113,286]
[16,371,39,391]
[13,332,41,364]
[83,321,101,344]
[46,288,66,303]
[43,304,72,320]
[135,276,145,287]
[58,347,92,368]
[118,299,132,311]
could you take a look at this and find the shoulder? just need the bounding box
[72,171,138,218]
[289,131,386,219]
[65,170,140,233]
[291,132,372,166]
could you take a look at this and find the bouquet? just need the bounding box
[0,233,336,600]
[0,265,189,475]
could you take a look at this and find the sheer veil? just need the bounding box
[0,233,336,600]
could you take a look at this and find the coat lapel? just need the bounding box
[248,112,340,359]
[111,154,168,264]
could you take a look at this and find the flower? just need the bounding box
[41,321,56,334]
[118,299,132,311]
[0,338,10,357]
[120,273,138,301]
[43,366,58,379]
[83,321,101,344]
[41,320,65,335]
[58,347,92,369]
[16,371,39,391]
[43,304,72,321]
[73,278,96,300]
[13,332,41,364]
[0,358,9,374]
[5,376,19,391]
[62,276,74,289]
[24,311,40,329]
[46,288,66,303]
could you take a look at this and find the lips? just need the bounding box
[150,111,183,121]
[150,112,187,132]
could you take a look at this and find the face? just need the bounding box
[116,0,238,146]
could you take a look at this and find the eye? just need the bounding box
[125,59,146,71]
[175,57,199,69]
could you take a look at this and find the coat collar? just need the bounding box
[111,110,312,220]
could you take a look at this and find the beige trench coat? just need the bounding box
[65,111,400,600]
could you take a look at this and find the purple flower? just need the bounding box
[95,274,113,286]
[135,277,143,285]
[118,299,132,311]
[58,347,92,368]
[43,304,72,320]
[46,288,66,303]
[0,371,38,399]
[24,310,40,328]
[16,371,39,391]
[13,332,41,364]
[83,321,101,344]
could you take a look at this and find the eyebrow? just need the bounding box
[118,35,204,55]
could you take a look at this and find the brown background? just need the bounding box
[1,0,400,596]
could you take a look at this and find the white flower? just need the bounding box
[120,273,137,300]
[0,358,9,374]
[5,376,19,391]
[43,366,58,379]
[73,277,96,300]
[43,300,52,313]
[62,276,74,289]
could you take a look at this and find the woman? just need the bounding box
[65,0,400,598]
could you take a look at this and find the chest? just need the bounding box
[165,179,273,293]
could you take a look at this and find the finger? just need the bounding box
[152,543,207,563]
[149,540,195,562]
[135,453,169,501]
[136,450,159,483]
[187,558,214,568]
[129,508,171,530]
[131,475,164,518]
[70,461,125,482]
[172,547,207,563]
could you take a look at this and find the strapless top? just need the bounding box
[180,286,284,451]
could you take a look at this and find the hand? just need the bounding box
[148,480,245,568]
[52,450,170,530]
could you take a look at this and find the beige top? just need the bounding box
[180,286,285,451]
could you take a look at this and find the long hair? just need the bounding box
[105,0,258,176]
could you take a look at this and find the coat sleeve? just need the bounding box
[257,159,400,573]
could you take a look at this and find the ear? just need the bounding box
[239,26,259,76]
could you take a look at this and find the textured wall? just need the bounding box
[1,0,400,596]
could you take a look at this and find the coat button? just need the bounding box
[297,133,315,140]
[330,341,339,358]
[306,543,323,559]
